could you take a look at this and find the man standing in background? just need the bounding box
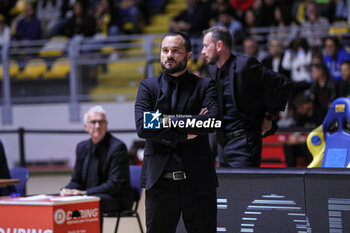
[202,26,291,168]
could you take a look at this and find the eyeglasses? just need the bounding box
[88,120,107,126]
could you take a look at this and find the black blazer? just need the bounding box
[211,54,292,125]
[135,72,220,190]
[66,133,133,205]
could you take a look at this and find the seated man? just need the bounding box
[60,105,134,223]
[0,140,15,196]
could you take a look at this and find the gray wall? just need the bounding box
[0,102,138,168]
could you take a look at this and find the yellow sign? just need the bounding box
[335,104,345,112]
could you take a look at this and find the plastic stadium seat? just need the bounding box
[103,165,144,233]
[10,0,25,15]
[108,60,146,80]
[308,97,350,168]
[17,59,47,79]
[43,57,70,79]
[329,21,349,35]
[9,167,29,196]
[39,36,68,57]
[0,60,19,79]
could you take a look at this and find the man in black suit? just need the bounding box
[202,26,292,168]
[135,32,219,233]
[0,140,15,196]
[60,105,134,224]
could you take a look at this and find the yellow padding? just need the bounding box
[43,58,70,79]
[17,59,47,80]
[0,60,19,79]
[107,60,146,79]
[307,125,325,168]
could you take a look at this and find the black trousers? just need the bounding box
[218,133,262,168]
[145,178,217,233]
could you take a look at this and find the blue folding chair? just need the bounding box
[10,167,29,196]
[103,165,144,233]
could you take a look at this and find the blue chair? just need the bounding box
[308,97,350,168]
[103,165,144,233]
[9,167,29,196]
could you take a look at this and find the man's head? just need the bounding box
[324,37,339,58]
[243,38,258,57]
[294,94,314,117]
[341,61,350,82]
[25,2,35,19]
[268,39,282,58]
[73,1,84,17]
[311,49,323,65]
[160,31,192,77]
[202,26,232,66]
[305,2,319,22]
[311,63,329,82]
[84,105,108,144]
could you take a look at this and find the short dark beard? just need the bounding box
[207,52,219,65]
[161,58,187,74]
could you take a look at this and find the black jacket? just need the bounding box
[135,72,220,190]
[210,54,292,128]
[66,133,133,207]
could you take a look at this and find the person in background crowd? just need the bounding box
[202,26,291,168]
[170,0,210,37]
[250,0,263,26]
[243,37,267,62]
[300,1,330,47]
[269,3,298,47]
[323,36,350,82]
[0,140,16,196]
[338,61,350,97]
[262,39,290,79]
[242,8,260,37]
[323,0,349,23]
[310,63,338,114]
[60,105,134,229]
[229,0,254,19]
[36,0,64,38]
[283,94,325,167]
[135,31,219,233]
[112,0,142,34]
[282,38,312,104]
[311,48,324,65]
[209,0,234,25]
[13,2,41,41]
[261,0,276,27]
[95,0,120,36]
[61,1,96,37]
[214,9,243,45]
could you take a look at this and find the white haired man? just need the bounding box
[60,105,134,228]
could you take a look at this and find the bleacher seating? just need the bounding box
[43,57,70,79]
[0,60,19,80]
[16,59,47,80]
